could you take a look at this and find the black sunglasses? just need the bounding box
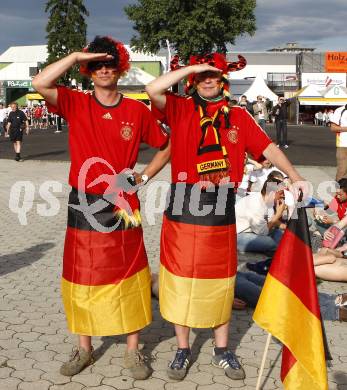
[88,60,118,72]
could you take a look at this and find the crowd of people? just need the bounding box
[2,34,346,384]
[236,94,291,148]
[0,102,63,161]
[0,102,62,132]
[314,109,335,126]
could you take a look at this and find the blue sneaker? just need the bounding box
[167,348,192,380]
[212,350,245,380]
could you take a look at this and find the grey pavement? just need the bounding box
[0,159,346,390]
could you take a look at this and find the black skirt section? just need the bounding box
[67,187,128,231]
[165,183,235,226]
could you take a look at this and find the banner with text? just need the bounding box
[326,52,347,73]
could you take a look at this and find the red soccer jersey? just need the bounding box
[47,86,168,194]
[328,196,347,220]
[155,92,272,184]
[34,107,43,118]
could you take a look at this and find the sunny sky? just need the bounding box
[0,0,346,54]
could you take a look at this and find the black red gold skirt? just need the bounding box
[160,183,237,328]
[62,188,151,336]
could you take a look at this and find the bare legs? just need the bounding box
[13,141,21,154]
[174,321,229,349]
[78,332,140,352]
[314,248,347,282]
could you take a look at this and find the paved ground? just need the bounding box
[0,156,346,390]
[0,123,336,166]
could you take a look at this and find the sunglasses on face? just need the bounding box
[88,60,118,72]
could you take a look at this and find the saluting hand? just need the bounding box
[74,52,114,66]
[191,63,222,74]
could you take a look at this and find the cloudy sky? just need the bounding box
[0,0,346,54]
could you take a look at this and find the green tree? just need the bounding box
[125,0,256,62]
[45,0,89,85]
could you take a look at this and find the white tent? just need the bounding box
[296,84,347,106]
[321,85,347,99]
[241,73,278,102]
[296,84,323,98]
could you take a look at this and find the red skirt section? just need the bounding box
[160,215,237,279]
[63,226,148,286]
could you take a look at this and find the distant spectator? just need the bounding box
[327,109,334,127]
[6,102,29,162]
[252,95,268,131]
[322,109,329,126]
[33,104,43,128]
[272,97,291,148]
[315,110,323,126]
[0,102,7,136]
[239,95,254,115]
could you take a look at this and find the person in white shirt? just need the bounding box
[236,176,287,254]
[330,105,347,181]
[322,110,329,127]
[328,109,334,126]
[315,111,323,126]
[248,159,284,192]
[252,95,268,131]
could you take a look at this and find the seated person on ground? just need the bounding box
[232,271,347,322]
[248,159,284,192]
[313,245,347,282]
[236,153,263,199]
[313,178,347,237]
[235,175,287,254]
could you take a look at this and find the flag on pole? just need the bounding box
[253,206,328,389]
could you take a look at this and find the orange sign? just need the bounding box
[326,52,347,72]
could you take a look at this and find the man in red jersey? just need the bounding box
[146,52,307,382]
[32,36,170,379]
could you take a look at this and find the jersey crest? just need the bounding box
[120,122,134,141]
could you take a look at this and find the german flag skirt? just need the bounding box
[160,184,237,328]
[61,188,151,336]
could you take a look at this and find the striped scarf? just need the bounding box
[193,92,231,184]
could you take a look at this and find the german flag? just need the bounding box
[159,183,237,328]
[253,206,328,389]
[61,188,152,336]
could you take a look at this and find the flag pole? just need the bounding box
[256,332,272,390]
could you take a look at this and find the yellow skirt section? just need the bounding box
[61,267,152,336]
[159,264,235,328]
[253,274,328,390]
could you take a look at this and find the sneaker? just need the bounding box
[60,346,94,376]
[167,348,192,380]
[283,144,289,149]
[212,350,245,380]
[124,349,152,380]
